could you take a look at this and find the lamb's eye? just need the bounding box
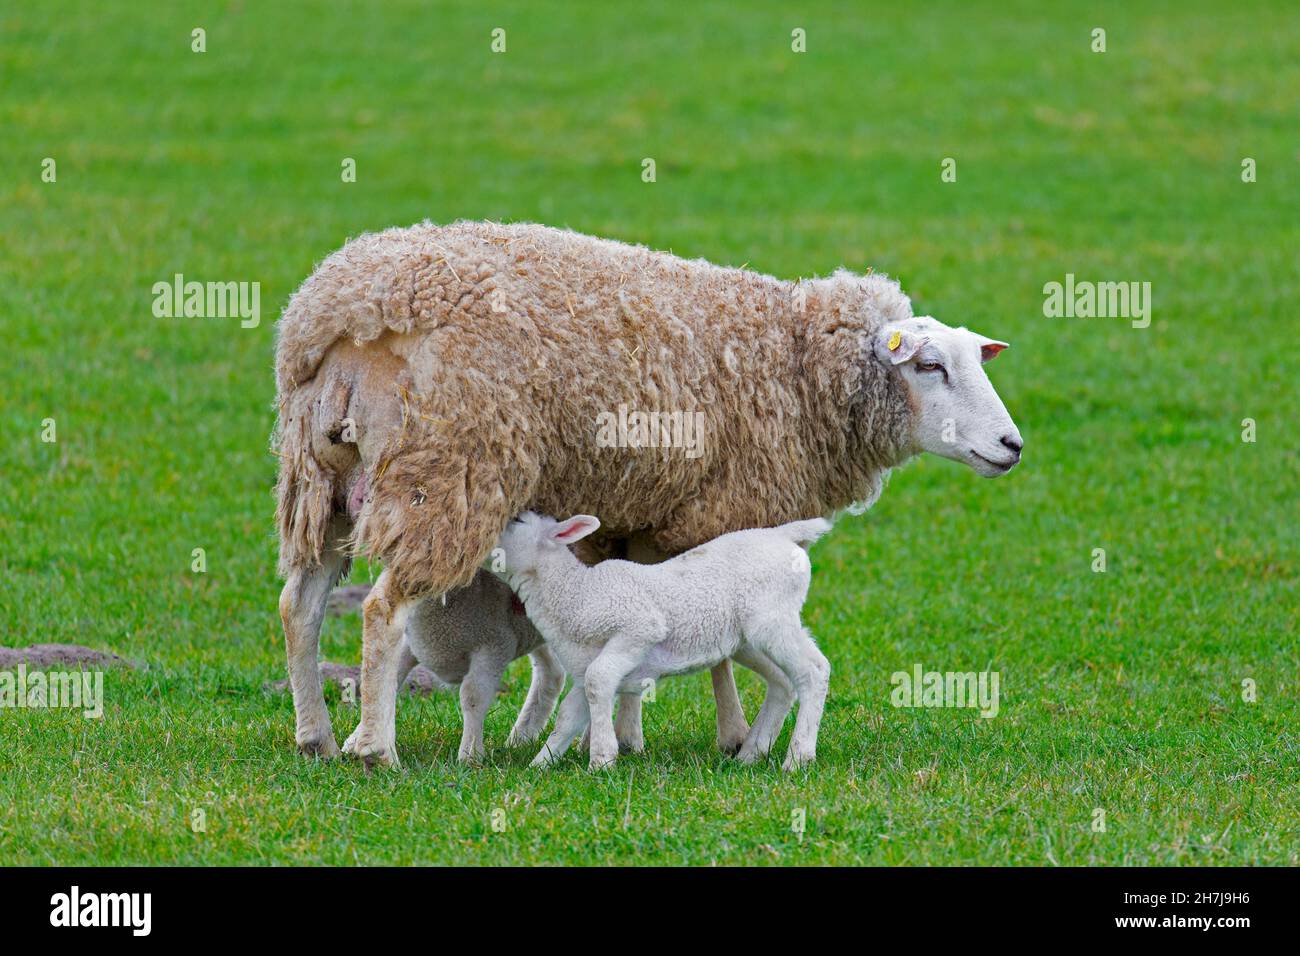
[917,361,943,373]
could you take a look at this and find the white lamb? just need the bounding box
[497,512,833,771]
[342,569,564,764]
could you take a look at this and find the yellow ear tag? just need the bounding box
[888,330,902,352]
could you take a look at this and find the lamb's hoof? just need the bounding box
[588,751,618,771]
[618,736,645,754]
[341,728,360,756]
[735,745,765,765]
[505,728,539,748]
[717,730,748,756]
[781,749,815,772]
[457,748,485,767]
[530,749,556,769]
[297,735,340,759]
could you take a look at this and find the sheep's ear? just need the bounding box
[552,514,601,544]
[975,335,1009,363]
[873,328,926,365]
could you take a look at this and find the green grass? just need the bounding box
[1,0,1296,865]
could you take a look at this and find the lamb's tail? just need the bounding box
[779,517,834,548]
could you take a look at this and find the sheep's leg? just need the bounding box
[507,644,565,746]
[732,647,795,764]
[279,540,350,758]
[457,648,506,765]
[614,692,645,753]
[758,624,830,771]
[531,682,589,768]
[711,660,750,754]
[583,636,653,770]
[342,635,420,754]
[344,569,419,769]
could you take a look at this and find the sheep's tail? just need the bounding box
[274,409,333,576]
[273,373,355,577]
[779,517,834,548]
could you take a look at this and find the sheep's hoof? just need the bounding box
[362,750,400,771]
[353,736,400,770]
[457,747,485,766]
[734,745,764,765]
[618,736,645,754]
[297,735,340,759]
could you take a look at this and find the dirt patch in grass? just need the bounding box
[0,644,133,669]
[265,661,449,696]
[267,586,450,695]
[327,585,372,615]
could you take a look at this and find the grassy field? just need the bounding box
[1,0,1296,865]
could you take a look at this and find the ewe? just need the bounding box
[274,221,1023,766]
[497,512,833,771]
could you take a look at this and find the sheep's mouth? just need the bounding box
[968,449,1018,474]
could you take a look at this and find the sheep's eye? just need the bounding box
[917,361,943,373]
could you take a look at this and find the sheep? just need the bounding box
[336,569,566,764]
[497,512,833,770]
[274,220,1023,767]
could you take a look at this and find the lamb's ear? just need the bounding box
[975,335,1009,363]
[873,328,926,365]
[552,514,601,544]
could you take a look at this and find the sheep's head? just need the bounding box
[496,511,602,578]
[874,316,1023,477]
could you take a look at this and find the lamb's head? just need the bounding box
[874,316,1023,477]
[496,511,602,579]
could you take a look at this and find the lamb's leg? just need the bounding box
[457,649,506,764]
[583,636,653,770]
[507,644,565,746]
[531,682,589,768]
[758,624,830,771]
[395,637,419,688]
[575,692,642,752]
[732,647,795,764]
[344,568,419,769]
[628,533,741,753]
[614,691,644,753]
[711,660,750,754]
[279,541,350,758]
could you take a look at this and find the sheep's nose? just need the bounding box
[1000,434,1023,458]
